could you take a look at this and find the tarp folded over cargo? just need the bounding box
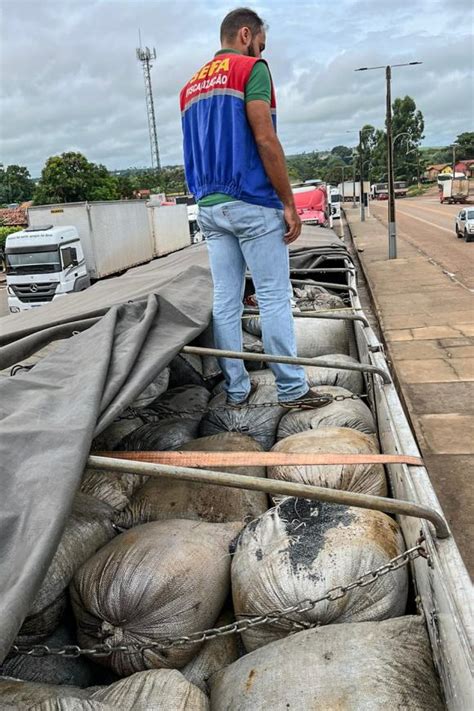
[0,263,213,662]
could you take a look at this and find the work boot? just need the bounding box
[226,382,258,408]
[279,388,333,410]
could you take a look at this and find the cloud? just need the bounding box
[0,0,472,176]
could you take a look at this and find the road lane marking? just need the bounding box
[394,211,454,234]
[401,204,462,218]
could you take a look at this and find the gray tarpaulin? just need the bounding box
[0,250,213,661]
[0,227,340,661]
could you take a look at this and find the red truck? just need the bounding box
[293,185,328,226]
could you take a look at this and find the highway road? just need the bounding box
[369,192,474,290]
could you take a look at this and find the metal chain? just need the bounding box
[11,544,426,659]
[117,392,368,423]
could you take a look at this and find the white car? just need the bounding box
[455,208,474,242]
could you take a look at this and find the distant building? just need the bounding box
[425,164,450,181]
[455,160,474,178]
[0,207,27,226]
[425,161,474,181]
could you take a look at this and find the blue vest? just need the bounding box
[180,53,282,209]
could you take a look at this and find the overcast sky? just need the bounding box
[1,0,473,176]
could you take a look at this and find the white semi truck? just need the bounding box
[5,200,190,313]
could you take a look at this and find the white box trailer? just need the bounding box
[27,201,154,280]
[147,204,191,257]
[338,181,371,201]
[439,178,469,205]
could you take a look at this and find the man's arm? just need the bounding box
[246,100,301,243]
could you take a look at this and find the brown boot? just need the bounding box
[279,388,333,410]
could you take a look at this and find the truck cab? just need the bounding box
[329,187,341,219]
[5,225,90,313]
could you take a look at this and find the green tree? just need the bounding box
[455,132,474,159]
[330,145,353,164]
[115,175,135,199]
[391,96,424,181]
[33,152,120,204]
[0,165,35,203]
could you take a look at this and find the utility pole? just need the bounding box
[136,40,161,171]
[355,61,422,259]
[386,66,396,258]
[452,143,457,178]
[359,130,365,222]
[352,162,356,208]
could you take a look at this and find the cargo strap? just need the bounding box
[96,451,423,467]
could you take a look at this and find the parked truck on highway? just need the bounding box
[337,180,370,201]
[439,177,469,205]
[5,200,190,312]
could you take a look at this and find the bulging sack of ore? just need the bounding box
[294,318,350,357]
[117,433,268,529]
[213,354,365,397]
[270,428,387,498]
[90,413,146,452]
[232,498,407,652]
[278,385,377,439]
[181,611,241,694]
[16,494,117,645]
[277,387,376,438]
[80,468,147,512]
[1,621,107,688]
[169,353,206,389]
[70,519,242,676]
[0,670,209,711]
[90,669,209,710]
[293,285,345,311]
[130,367,170,409]
[0,679,90,708]
[116,386,211,452]
[209,617,444,711]
[242,314,350,357]
[199,385,286,451]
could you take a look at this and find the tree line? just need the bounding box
[1,98,473,207]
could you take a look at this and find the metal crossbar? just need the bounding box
[87,455,450,539]
[182,346,391,384]
[242,307,369,327]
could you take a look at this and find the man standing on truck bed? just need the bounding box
[180,7,331,409]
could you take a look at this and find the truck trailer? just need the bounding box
[5,200,191,312]
[439,178,470,204]
[337,180,371,201]
[0,227,471,709]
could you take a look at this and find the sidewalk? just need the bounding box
[344,209,474,575]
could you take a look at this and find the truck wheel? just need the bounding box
[465,230,473,243]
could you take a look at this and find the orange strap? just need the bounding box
[95,451,423,467]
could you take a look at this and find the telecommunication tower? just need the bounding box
[136,43,161,171]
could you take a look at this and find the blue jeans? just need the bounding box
[198,200,308,403]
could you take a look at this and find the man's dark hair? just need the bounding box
[220,7,266,42]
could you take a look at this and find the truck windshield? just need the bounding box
[6,249,61,274]
[467,211,474,219]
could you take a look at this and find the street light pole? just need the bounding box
[359,130,365,222]
[386,66,397,258]
[355,60,422,259]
